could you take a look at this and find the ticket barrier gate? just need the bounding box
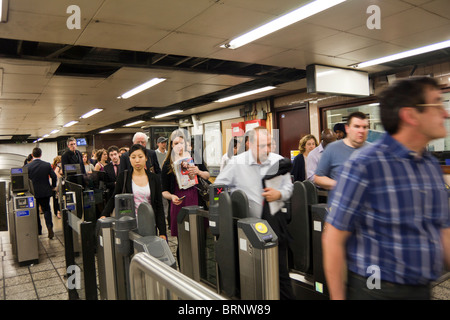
[287,180,329,299]
[7,167,39,266]
[177,185,279,300]
[97,194,176,300]
[61,179,98,300]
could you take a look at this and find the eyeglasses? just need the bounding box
[415,103,448,114]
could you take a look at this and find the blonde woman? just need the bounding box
[291,134,318,182]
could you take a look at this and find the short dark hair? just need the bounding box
[32,147,42,158]
[346,111,367,125]
[107,145,119,155]
[378,77,440,135]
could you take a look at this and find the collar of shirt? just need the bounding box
[381,133,432,162]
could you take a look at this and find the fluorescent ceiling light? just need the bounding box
[99,129,114,134]
[215,86,276,103]
[80,108,103,119]
[50,129,60,134]
[63,120,79,128]
[1,0,9,23]
[222,0,346,49]
[118,78,166,99]
[353,39,450,68]
[124,120,145,127]
[42,134,50,138]
[153,109,183,119]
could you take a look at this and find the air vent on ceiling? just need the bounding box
[54,63,120,78]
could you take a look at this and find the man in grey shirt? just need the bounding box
[314,112,369,190]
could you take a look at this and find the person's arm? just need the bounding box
[442,227,450,270]
[322,223,351,300]
[314,175,337,190]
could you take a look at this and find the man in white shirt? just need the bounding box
[215,126,294,300]
[155,136,169,222]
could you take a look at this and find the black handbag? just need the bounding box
[196,177,211,203]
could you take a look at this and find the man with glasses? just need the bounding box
[322,77,450,300]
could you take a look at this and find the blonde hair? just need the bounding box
[299,134,318,154]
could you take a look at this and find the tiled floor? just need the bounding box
[0,212,179,300]
[1,212,449,300]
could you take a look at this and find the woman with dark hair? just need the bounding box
[100,144,167,240]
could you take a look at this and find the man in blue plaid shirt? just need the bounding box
[323,77,450,300]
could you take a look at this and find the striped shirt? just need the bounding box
[327,133,450,285]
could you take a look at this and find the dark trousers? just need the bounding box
[262,205,296,300]
[346,271,431,300]
[36,197,53,233]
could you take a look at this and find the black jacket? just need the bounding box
[118,149,161,175]
[25,159,57,198]
[61,149,86,174]
[101,168,166,237]
[161,158,209,207]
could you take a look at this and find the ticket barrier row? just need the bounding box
[177,185,280,300]
[7,167,39,266]
[96,194,176,300]
[287,180,329,299]
[60,177,98,300]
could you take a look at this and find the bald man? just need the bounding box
[306,129,337,183]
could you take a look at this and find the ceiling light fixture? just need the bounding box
[99,129,114,134]
[118,78,166,99]
[153,109,183,119]
[63,120,79,128]
[0,0,9,23]
[80,108,103,119]
[50,129,60,134]
[353,39,450,68]
[124,120,145,127]
[221,0,346,49]
[215,86,276,103]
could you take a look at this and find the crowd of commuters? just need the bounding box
[21,77,450,300]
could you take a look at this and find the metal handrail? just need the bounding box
[129,252,226,300]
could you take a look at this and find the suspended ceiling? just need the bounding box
[0,0,449,142]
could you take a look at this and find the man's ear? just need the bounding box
[398,107,420,127]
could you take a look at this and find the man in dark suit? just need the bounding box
[118,132,161,174]
[25,147,58,239]
[61,137,86,175]
[104,145,121,202]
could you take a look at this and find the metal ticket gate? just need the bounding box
[97,194,176,300]
[7,167,39,266]
[61,180,98,300]
[177,184,279,300]
[287,180,329,299]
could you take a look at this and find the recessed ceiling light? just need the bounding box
[153,110,183,119]
[63,120,79,128]
[353,39,450,68]
[124,120,145,127]
[221,0,346,49]
[80,108,103,119]
[118,78,166,99]
[99,129,114,133]
[215,86,276,103]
